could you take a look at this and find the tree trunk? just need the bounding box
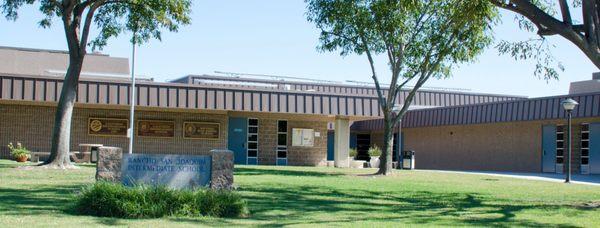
[42,57,84,169]
[377,116,394,175]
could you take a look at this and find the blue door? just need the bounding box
[542,125,557,173]
[589,123,600,174]
[228,117,247,165]
[350,133,357,150]
[327,131,334,161]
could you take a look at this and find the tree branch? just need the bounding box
[357,31,388,113]
[79,0,107,51]
[558,0,572,25]
[492,0,600,68]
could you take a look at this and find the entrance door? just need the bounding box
[542,125,557,173]
[228,117,247,165]
[356,134,371,161]
[589,123,600,174]
[327,131,334,161]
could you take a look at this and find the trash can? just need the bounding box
[90,146,100,163]
[402,150,415,170]
[79,144,103,163]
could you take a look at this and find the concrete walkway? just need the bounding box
[418,170,600,186]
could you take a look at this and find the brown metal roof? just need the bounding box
[175,74,526,106]
[0,74,384,118]
[0,73,528,119]
[351,92,600,131]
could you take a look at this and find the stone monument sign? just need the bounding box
[121,153,212,189]
[96,147,234,190]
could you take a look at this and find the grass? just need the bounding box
[0,159,599,227]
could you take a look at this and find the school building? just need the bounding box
[0,46,599,174]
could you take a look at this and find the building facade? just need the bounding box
[4,46,597,175]
[353,91,600,174]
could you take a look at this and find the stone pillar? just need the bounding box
[96,147,123,182]
[210,149,234,190]
[334,117,350,168]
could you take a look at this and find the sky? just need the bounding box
[0,1,597,98]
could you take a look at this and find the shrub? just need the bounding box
[368,146,382,157]
[7,142,30,159]
[349,148,358,159]
[74,182,248,218]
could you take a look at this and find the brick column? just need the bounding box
[334,117,350,168]
[95,146,123,182]
[210,149,234,190]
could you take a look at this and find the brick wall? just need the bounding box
[229,112,329,166]
[370,132,384,149]
[397,118,598,173]
[0,104,227,158]
[1,104,330,166]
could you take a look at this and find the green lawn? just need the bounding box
[0,160,599,227]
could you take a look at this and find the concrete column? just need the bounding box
[334,117,350,168]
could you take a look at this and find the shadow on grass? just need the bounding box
[0,185,85,216]
[0,163,18,169]
[234,167,343,177]
[232,185,583,227]
[0,165,590,227]
[209,167,586,227]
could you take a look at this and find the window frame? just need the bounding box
[276,120,288,165]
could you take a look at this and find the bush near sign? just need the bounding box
[137,120,175,138]
[184,122,220,139]
[88,118,128,136]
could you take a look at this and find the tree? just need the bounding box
[1,0,191,169]
[491,0,599,79]
[306,0,497,175]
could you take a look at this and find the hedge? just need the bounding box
[74,182,248,218]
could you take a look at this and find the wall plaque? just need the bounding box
[292,128,315,147]
[184,122,220,139]
[88,118,128,136]
[121,153,212,189]
[137,120,175,138]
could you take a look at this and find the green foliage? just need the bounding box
[306,0,498,81]
[74,182,248,218]
[349,148,358,158]
[0,0,192,50]
[1,162,600,226]
[307,0,497,173]
[368,145,381,157]
[496,38,564,80]
[7,142,30,159]
[493,0,585,79]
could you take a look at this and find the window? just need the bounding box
[278,121,287,133]
[581,123,590,174]
[247,118,258,163]
[278,134,287,146]
[277,120,288,165]
[556,125,564,164]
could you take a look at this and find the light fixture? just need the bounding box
[561,98,578,111]
[392,104,401,115]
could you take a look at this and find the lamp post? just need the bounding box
[561,98,578,183]
[392,104,401,169]
[128,31,137,155]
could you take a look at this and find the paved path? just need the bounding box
[418,170,600,186]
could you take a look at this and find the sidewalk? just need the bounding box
[418,169,600,186]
